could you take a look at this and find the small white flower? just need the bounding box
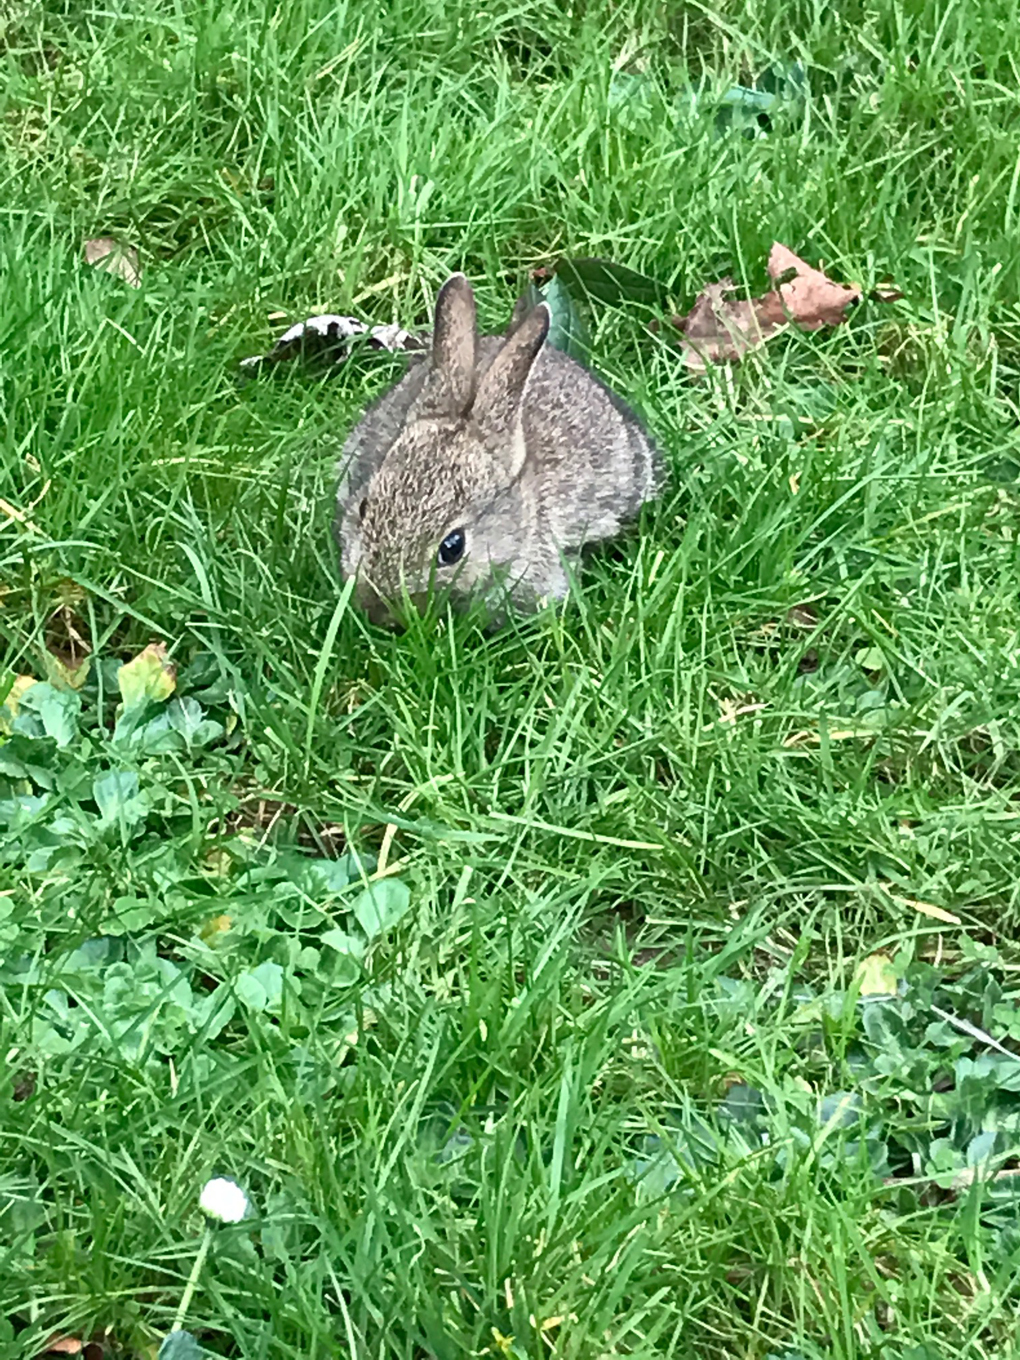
[198,1177,249,1224]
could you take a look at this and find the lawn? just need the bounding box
[3,0,1020,1356]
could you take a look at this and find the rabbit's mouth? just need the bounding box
[364,596,398,629]
[355,578,431,630]
[356,579,400,628]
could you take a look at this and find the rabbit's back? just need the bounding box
[519,345,662,549]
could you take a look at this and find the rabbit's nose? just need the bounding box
[367,599,397,628]
[356,579,396,629]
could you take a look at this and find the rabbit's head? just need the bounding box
[341,274,551,623]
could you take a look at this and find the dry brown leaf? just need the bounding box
[673,278,788,371]
[631,946,667,968]
[84,237,141,288]
[768,242,861,329]
[13,1068,36,1101]
[948,1165,1020,1191]
[785,604,819,629]
[44,584,92,689]
[675,242,862,371]
[40,1338,83,1356]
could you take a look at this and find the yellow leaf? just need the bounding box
[855,951,899,996]
[902,897,961,925]
[199,914,233,942]
[117,642,176,709]
[0,495,43,535]
[43,652,91,691]
[3,674,38,718]
[203,848,233,878]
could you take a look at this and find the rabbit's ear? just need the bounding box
[472,303,550,459]
[504,290,532,339]
[418,273,477,417]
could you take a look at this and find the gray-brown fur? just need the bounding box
[334,273,663,623]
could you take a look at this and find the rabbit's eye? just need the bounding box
[438,528,466,566]
[358,498,368,522]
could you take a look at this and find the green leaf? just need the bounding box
[0,1176,48,1235]
[321,928,366,958]
[299,852,371,897]
[861,999,906,1051]
[607,70,657,130]
[93,770,149,831]
[295,944,321,971]
[320,931,365,986]
[719,84,776,113]
[102,894,159,935]
[855,646,885,673]
[19,682,80,747]
[755,59,809,101]
[113,707,179,752]
[351,878,412,940]
[159,1330,204,1360]
[957,1052,1020,1093]
[555,256,664,307]
[23,837,73,870]
[711,62,807,141]
[538,273,589,361]
[629,1139,683,1200]
[235,960,284,1012]
[167,696,223,748]
[925,1136,965,1184]
[234,971,268,1010]
[0,732,57,785]
[817,1091,863,1129]
[194,985,236,1040]
[607,70,653,107]
[967,1130,997,1167]
[251,961,284,1010]
[719,1082,764,1124]
[924,1018,963,1048]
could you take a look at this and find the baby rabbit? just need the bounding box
[334,273,662,624]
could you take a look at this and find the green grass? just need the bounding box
[3,0,1020,1356]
